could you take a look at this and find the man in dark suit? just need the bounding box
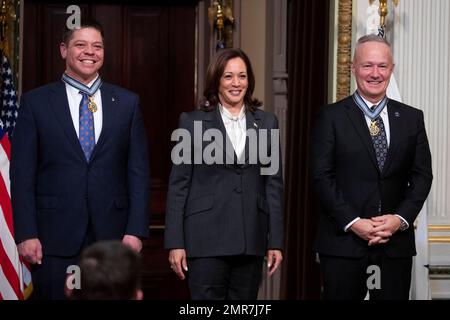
[311,34,432,300]
[10,20,150,299]
[165,49,283,300]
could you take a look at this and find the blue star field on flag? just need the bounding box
[0,53,19,139]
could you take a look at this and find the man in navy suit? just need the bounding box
[311,34,432,299]
[11,20,150,299]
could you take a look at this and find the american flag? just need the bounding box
[0,52,32,299]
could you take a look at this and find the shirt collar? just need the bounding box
[360,96,388,115]
[219,103,246,121]
[66,75,100,98]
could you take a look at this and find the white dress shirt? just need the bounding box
[65,76,103,143]
[219,104,246,160]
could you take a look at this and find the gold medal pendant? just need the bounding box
[88,96,97,113]
[369,120,380,136]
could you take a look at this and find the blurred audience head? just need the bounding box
[67,240,143,300]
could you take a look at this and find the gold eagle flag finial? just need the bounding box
[208,0,234,50]
[369,0,399,32]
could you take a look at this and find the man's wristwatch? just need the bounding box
[399,218,408,231]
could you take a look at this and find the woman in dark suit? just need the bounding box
[164,48,284,300]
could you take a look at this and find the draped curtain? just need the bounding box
[280,0,330,299]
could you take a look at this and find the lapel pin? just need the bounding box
[253,122,258,128]
[112,97,115,102]
[394,111,400,117]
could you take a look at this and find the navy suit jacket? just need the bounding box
[311,96,433,258]
[164,107,284,257]
[11,81,150,256]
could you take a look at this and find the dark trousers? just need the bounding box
[319,246,412,300]
[187,255,264,300]
[30,225,96,300]
[30,255,80,300]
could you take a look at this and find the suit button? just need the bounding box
[235,187,242,193]
[235,168,242,175]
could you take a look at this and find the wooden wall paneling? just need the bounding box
[93,5,124,86]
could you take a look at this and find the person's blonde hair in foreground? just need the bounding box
[66,240,143,300]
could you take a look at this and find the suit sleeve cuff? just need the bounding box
[395,214,409,231]
[344,217,360,232]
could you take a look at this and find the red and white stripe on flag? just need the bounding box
[0,127,32,300]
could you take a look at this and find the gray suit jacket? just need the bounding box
[164,106,283,257]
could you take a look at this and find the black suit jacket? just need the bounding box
[11,81,150,256]
[311,96,432,258]
[164,107,284,257]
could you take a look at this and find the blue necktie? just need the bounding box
[79,92,95,161]
[370,105,388,171]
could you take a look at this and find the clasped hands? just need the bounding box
[350,214,402,246]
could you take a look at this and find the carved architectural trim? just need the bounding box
[336,0,352,100]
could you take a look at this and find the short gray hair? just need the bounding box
[356,34,391,48]
[353,34,393,62]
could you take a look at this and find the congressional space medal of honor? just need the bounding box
[352,90,388,136]
[88,96,98,113]
[369,120,380,136]
[62,73,103,113]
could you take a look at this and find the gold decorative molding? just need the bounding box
[149,225,165,230]
[0,0,16,53]
[336,0,353,101]
[0,0,19,85]
[427,225,450,242]
[428,265,450,280]
[428,236,450,243]
[428,225,450,232]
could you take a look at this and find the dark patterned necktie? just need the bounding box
[370,105,388,171]
[79,92,95,161]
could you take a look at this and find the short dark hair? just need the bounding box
[62,19,105,45]
[71,240,141,300]
[201,48,262,112]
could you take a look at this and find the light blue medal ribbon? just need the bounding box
[352,91,388,136]
[352,90,388,121]
[62,73,103,112]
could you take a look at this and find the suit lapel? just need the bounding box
[344,98,379,171]
[211,106,236,166]
[382,101,404,175]
[90,83,116,161]
[49,81,86,163]
[199,107,230,166]
[244,110,261,165]
[203,106,259,166]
